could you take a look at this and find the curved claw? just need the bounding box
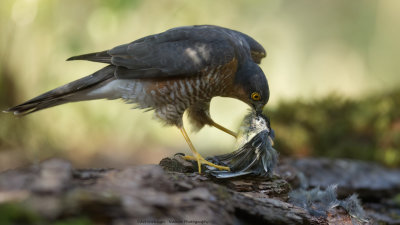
[182,155,230,173]
[179,126,230,173]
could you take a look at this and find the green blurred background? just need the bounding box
[1,0,399,171]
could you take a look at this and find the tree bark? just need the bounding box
[0,156,399,224]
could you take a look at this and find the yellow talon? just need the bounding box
[182,155,197,161]
[182,155,230,173]
[179,127,230,173]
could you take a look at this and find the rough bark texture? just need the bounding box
[0,156,399,225]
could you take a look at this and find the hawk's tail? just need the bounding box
[4,65,115,116]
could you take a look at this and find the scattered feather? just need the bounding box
[289,185,368,222]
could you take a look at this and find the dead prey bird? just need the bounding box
[206,112,278,178]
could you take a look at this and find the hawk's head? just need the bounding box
[233,61,269,113]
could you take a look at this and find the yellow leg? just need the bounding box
[179,127,230,173]
[209,121,237,138]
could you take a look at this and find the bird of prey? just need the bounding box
[5,25,269,173]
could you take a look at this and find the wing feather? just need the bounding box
[66,25,265,79]
[67,50,111,64]
[111,39,235,79]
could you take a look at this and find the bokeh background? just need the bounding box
[1,0,399,171]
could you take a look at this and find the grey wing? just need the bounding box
[67,50,111,64]
[239,32,266,64]
[226,29,266,64]
[68,34,236,79]
[111,39,236,79]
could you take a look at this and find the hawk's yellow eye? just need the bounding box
[251,92,261,101]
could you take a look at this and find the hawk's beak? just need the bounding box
[251,104,263,115]
[255,107,263,116]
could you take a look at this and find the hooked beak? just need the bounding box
[252,104,264,116]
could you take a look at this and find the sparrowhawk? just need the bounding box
[5,25,269,173]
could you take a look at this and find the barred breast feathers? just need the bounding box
[82,58,238,126]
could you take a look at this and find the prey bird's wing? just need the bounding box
[68,26,237,79]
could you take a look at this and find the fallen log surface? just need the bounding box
[0,156,399,225]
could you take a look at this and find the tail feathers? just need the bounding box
[5,65,115,116]
[4,98,71,116]
[67,50,112,64]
